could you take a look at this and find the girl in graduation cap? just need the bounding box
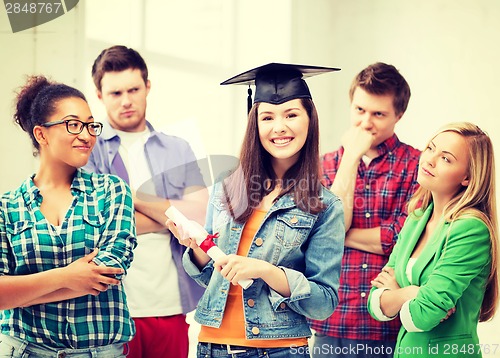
[167,63,344,357]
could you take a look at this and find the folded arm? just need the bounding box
[134,186,208,232]
[0,249,123,309]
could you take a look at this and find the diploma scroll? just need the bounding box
[165,206,253,289]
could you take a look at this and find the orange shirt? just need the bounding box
[199,209,308,348]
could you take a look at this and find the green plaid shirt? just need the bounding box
[0,169,136,349]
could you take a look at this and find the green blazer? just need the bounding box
[368,204,491,358]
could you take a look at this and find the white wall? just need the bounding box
[2,1,499,190]
[0,3,84,193]
[82,0,295,160]
[298,0,500,157]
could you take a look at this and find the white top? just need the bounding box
[369,257,419,323]
[399,257,423,332]
[361,155,372,167]
[117,128,182,317]
[406,257,417,282]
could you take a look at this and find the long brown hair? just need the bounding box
[408,122,498,321]
[223,98,325,223]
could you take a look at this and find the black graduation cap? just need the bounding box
[220,62,340,113]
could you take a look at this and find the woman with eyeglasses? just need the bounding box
[0,76,137,357]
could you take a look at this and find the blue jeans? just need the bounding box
[311,334,395,358]
[0,335,125,358]
[197,342,311,357]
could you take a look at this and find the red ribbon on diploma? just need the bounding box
[199,233,219,253]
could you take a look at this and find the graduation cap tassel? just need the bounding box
[247,86,253,114]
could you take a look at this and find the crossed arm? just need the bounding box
[0,249,123,310]
[134,186,208,235]
[327,128,418,256]
[0,177,136,310]
[370,266,420,317]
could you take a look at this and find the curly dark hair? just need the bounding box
[13,75,86,152]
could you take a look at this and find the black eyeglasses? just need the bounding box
[41,119,103,136]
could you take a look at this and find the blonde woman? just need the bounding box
[368,122,498,357]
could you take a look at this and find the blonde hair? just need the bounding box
[408,122,498,321]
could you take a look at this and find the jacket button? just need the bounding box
[247,299,255,307]
[361,292,366,298]
[251,327,260,335]
[290,216,298,224]
[279,302,286,309]
[255,238,263,246]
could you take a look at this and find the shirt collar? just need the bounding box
[376,134,400,156]
[101,120,160,141]
[21,175,41,206]
[71,168,95,195]
[21,169,93,205]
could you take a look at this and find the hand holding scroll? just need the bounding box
[165,206,253,289]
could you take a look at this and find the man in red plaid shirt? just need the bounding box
[309,63,421,357]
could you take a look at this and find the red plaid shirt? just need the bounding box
[309,134,420,341]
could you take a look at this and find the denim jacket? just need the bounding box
[183,182,345,339]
